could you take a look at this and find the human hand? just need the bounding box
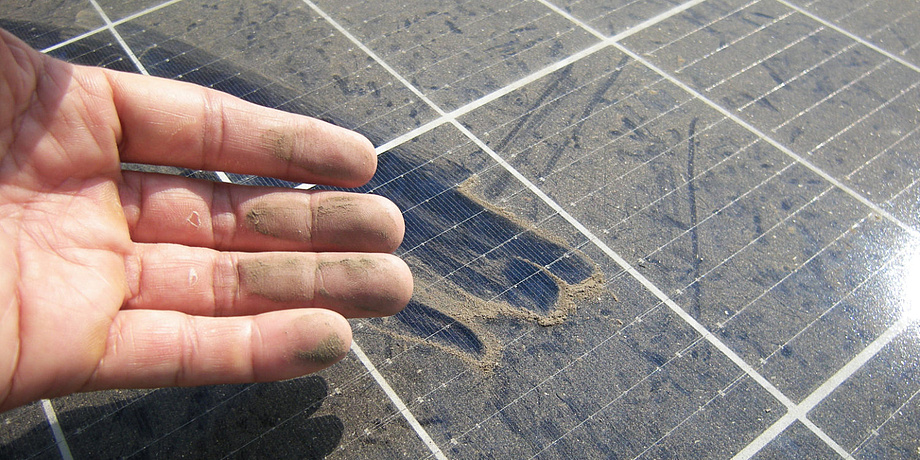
[0,29,412,412]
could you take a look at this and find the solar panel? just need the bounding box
[2,0,919,458]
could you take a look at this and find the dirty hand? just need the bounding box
[0,30,412,412]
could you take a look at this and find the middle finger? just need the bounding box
[124,243,413,318]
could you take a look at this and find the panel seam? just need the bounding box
[87,0,149,75]
[41,399,73,460]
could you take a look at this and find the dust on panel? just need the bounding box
[809,324,920,458]
[312,0,600,111]
[802,0,920,67]
[114,0,437,147]
[459,40,919,415]
[321,121,624,457]
[550,0,686,37]
[622,0,920,235]
[318,112,786,456]
[93,0,178,22]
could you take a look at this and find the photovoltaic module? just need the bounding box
[2,0,920,458]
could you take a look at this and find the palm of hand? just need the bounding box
[0,41,131,407]
[0,30,411,411]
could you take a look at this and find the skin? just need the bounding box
[0,29,413,412]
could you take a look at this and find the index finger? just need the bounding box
[105,70,376,187]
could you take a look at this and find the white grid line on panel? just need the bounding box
[296,1,635,452]
[31,2,149,457]
[733,316,915,459]
[756,228,909,373]
[730,1,920,120]
[59,0,417,148]
[350,342,449,460]
[40,399,73,460]
[88,0,148,75]
[522,315,707,459]
[205,344,448,460]
[807,0,884,24]
[734,185,920,458]
[373,38,609,154]
[566,118,747,230]
[470,131,833,453]
[340,246,633,449]
[499,83,690,170]
[41,0,186,53]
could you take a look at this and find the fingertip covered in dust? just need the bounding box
[295,332,349,366]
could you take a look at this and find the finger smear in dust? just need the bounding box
[365,175,610,372]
